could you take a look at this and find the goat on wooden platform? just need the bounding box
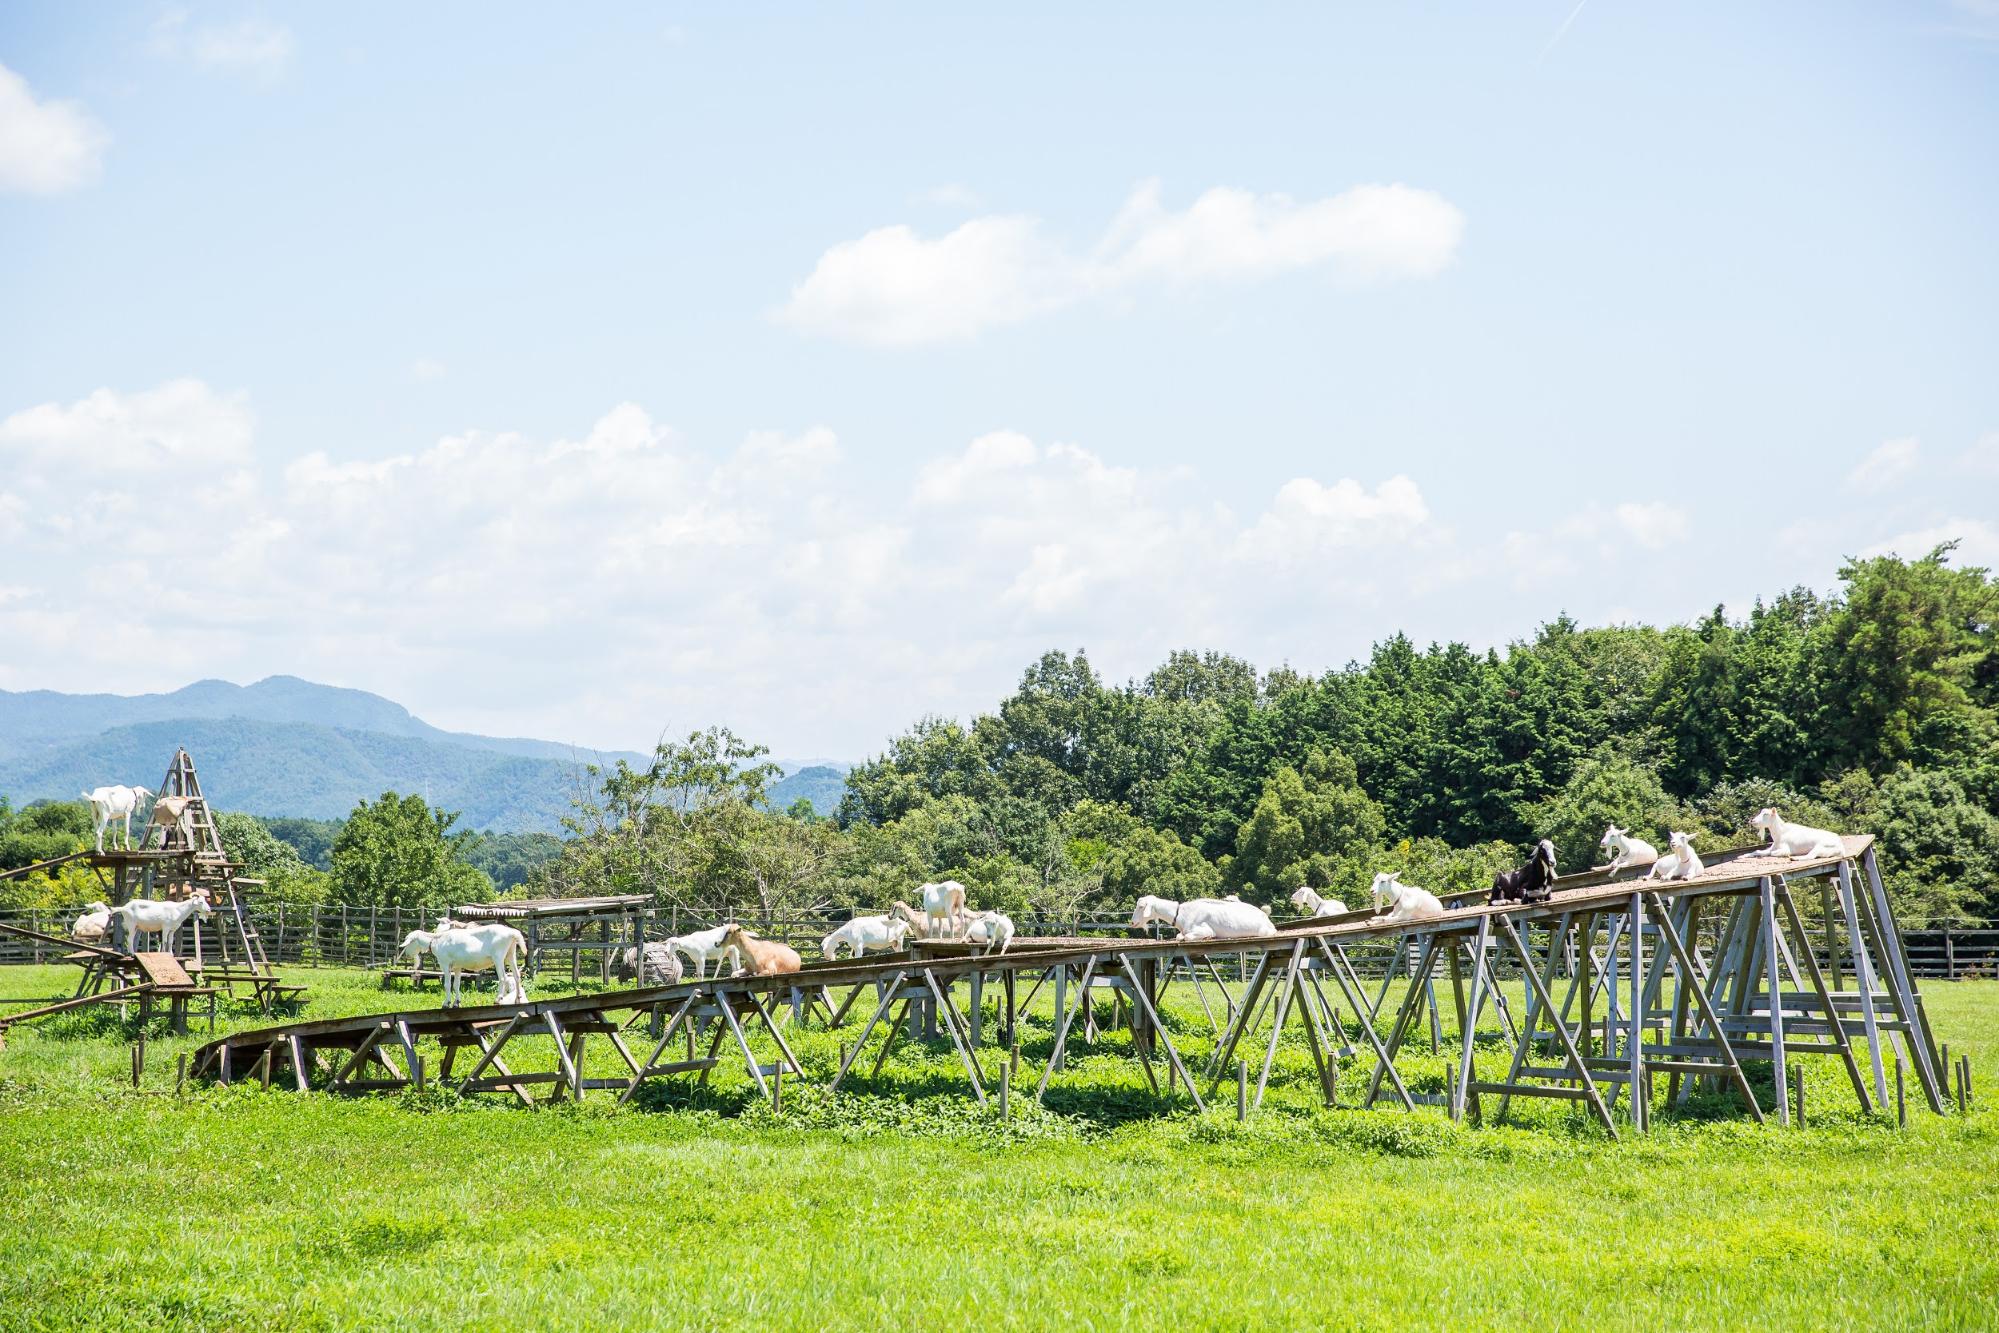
[721,924,801,977]
[82,785,150,853]
[918,880,968,940]
[1598,825,1658,879]
[71,901,112,943]
[667,925,744,979]
[1489,839,1558,905]
[1745,807,1844,860]
[1289,886,1348,919]
[146,794,196,850]
[1646,831,1704,882]
[822,914,911,960]
[1369,872,1444,926]
[1129,894,1277,940]
[964,909,1015,954]
[105,887,211,953]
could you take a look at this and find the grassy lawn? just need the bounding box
[0,963,1994,1330]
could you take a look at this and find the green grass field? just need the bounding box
[0,963,1993,1330]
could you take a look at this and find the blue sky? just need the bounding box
[1,3,1994,759]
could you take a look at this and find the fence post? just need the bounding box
[342,904,350,965]
[1945,927,1955,981]
[369,905,378,965]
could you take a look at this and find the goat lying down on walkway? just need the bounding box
[1369,872,1443,926]
[1129,894,1276,940]
[722,924,801,976]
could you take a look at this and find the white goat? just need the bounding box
[919,880,968,940]
[1598,825,1658,879]
[1646,831,1704,882]
[1369,872,1444,927]
[964,910,1015,954]
[1129,894,1277,940]
[82,785,151,853]
[104,888,212,953]
[667,925,744,979]
[821,914,912,961]
[1745,807,1844,860]
[428,920,528,1006]
[71,901,113,943]
[1289,886,1348,919]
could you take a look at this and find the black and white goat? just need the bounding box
[1489,838,1558,905]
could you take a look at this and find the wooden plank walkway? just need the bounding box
[187,837,1950,1127]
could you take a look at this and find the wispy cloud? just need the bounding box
[0,61,109,195]
[913,182,982,210]
[151,9,296,82]
[779,180,1466,346]
[1847,436,1919,490]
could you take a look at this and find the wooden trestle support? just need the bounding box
[191,836,1946,1131]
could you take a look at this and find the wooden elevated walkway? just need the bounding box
[189,836,1949,1132]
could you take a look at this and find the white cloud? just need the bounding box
[151,10,295,81]
[1847,436,1919,491]
[1961,431,1999,476]
[1495,500,1689,588]
[0,61,109,195]
[0,379,253,472]
[0,381,1721,753]
[1861,519,1999,571]
[1614,501,1690,550]
[411,359,447,382]
[1099,181,1465,286]
[780,179,1465,345]
[779,217,1083,345]
[1235,476,1431,563]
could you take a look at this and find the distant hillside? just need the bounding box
[769,764,849,816]
[0,676,638,766]
[0,677,647,834]
[0,718,599,832]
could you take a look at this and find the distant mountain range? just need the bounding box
[0,677,849,832]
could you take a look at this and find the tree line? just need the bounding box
[3,548,1994,926]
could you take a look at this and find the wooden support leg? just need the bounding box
[1318,943,1415,1112]
[1643,893,1763,1124]
[1862,847,1946,1111]
[1036,957,1098,1101]
[1453,917,1494,1124]
[1252,944,1304,1112]
[1496,913,1572,1123]
[1496,915,1617,1139]
[924,970,986,1104]
[1761,878,1789,1126]
[1777,880,1871,1113]
[717,996,769,1099]
[1118,955,1206,1113]
[1837,862,1889,1108]
[1365,935,1439,1109]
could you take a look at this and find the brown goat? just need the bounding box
[720,924,801,977]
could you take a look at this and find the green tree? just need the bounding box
[1813,544,1999,773]
[1225,751,1386,902]
[215,811,330,905]
[1526,751,1688,873]
[330,792,490,910]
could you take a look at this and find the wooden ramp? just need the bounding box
[133,952,194,989]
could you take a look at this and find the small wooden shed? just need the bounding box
[453,894,653,983]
